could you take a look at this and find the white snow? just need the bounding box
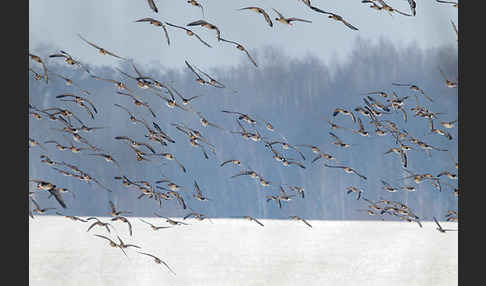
[30,217,458,286]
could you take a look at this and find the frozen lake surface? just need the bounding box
[30,217,457,286]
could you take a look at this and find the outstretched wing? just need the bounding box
[253,218,264,227]
[433,216,443,229]
[243,49,258,67]
[272,8,285,19]
[187,19,209,27]
[48,189,67,209]
[147,0,158,13]
[309,6,332,15]
[301,218,313,228]
[451,20,458,36]
[185,60,204,80]
[161,23,170,45]
[260,9,273,27]
[341,19,359,31]
[287,18,312,23]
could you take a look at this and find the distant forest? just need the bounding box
[29,37,458,220]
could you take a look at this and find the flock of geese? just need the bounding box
[29,0,458,276]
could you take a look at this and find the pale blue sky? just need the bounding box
[29,0,458,70]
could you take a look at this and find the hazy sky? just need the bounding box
[29,0,458,70]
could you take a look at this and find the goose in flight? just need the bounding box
[193,180,211,201]
[154,213,189,226]
[78,34,127,60]
[49,50,90,73]
[94,234,128,257]
[115,136,156,154]
[220,159,241,167]
[90,74,133,93]
[165,22,211,48]
[391,82,433,102]
[231,168,260,180]
[324,164,367,180]
[139,218,172,230]
[272,8,312,25]
[135,17,170,46]
[185,60,208,85]
[194,111,225,131]
[333,108,356,123]
[238,7,273,27]
[56,93,97,114]
[327,119,351,131]
[137,252,176,275]
[295,144,321,154]
[115,91,156,118]
[166,85,206,106]
[311,152,335,163]
[183,211,210,222]
[87,153,120,168]
[265,140,306,161]
[56,212,87,222]
[289,216,313,228]
[86,217,113,233]
[308,7,359,30]
[243,216,265,227]
[50,71,90,95]
[219,38,258,67]
[186,19,222,41]
[193,65,225,88]
[375,0,413,16]
[329,132,351,148]
[361,1,384,11]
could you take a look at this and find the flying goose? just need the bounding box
[135,18,170,45]
[137,252,176,275]
[164,22,211,48]
[308,7,359,30]
[237,7,273,27]
[78,34,127,60]
[324,163,367,180]
[272,8,312,25]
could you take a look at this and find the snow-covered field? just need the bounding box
[29,217,457,286]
